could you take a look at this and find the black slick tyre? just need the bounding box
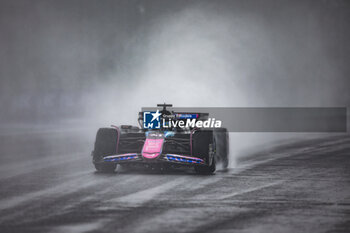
[92,128,118,173]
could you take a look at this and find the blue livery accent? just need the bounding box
[166,154,203,164]
[164,131,175,137]
[104,155,137,162]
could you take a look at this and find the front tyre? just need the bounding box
[195,157,216,174]
[94,163,116,173]
[192,130,216,175]
[92,128,118,173]
[214,128,229,169]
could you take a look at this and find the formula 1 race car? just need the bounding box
[92,104,229,174]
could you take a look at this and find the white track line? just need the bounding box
[219,181,284,200]
[110,177,188,206]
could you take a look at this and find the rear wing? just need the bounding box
[138,109,209,129]
[138,110,209,120]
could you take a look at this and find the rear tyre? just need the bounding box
[92,128,118,173]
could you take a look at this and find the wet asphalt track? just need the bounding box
[0,128,349,233]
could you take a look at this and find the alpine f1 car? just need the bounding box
[92,104,229,174]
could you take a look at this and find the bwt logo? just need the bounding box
[143,110,161,129]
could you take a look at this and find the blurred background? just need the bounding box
[0,0,349,165]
